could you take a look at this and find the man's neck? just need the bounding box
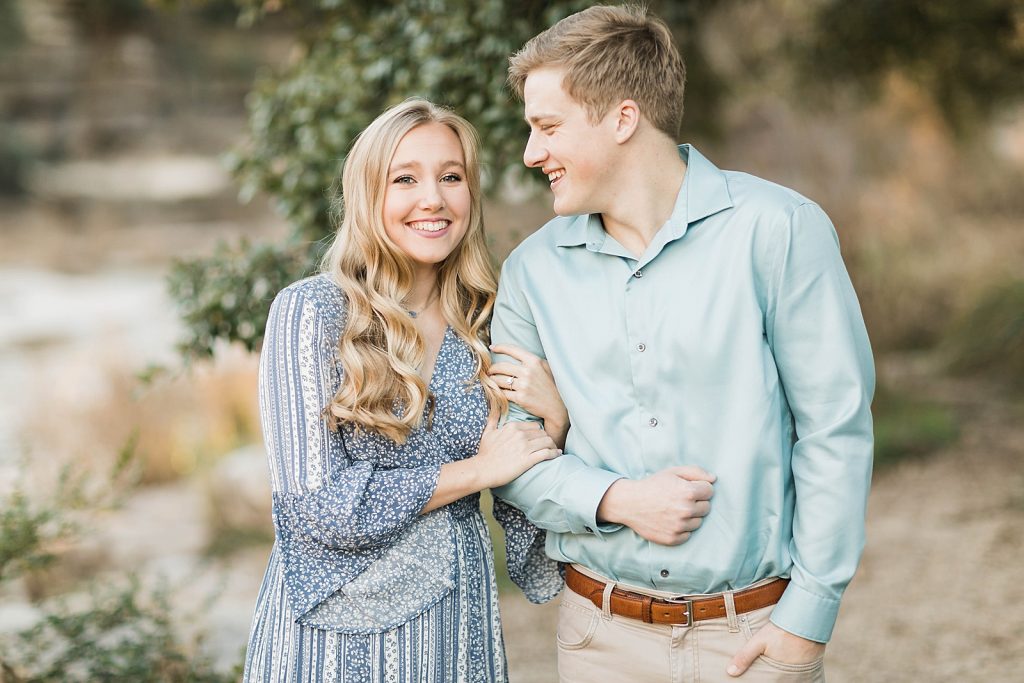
[599,142,687,258]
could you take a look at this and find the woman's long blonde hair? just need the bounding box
[322,98,507,443]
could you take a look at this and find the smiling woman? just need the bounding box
[382,123,472,287]
[242,99,568,683]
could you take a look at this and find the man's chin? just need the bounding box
[552,196,585,217]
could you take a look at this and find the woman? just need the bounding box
[243,99,564,682]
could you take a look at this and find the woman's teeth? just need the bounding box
[408,220,449,232]
[547,169,565,183]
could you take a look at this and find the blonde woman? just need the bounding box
[243,99,566,682]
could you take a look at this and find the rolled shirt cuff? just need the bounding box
[769,581,842,644]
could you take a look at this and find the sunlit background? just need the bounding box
[1,1,1022,681]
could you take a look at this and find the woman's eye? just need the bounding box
[393,175,415,184]
[441,173,462,183]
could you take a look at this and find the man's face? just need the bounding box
[522,67,616,216]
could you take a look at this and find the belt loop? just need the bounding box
[723,590,739,633]
[601,581,615,620]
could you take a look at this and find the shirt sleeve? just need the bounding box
[761,202,875,643]
[490,257,623,536]
[259,284,441,616]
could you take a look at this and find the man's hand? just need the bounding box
[596,466,714,545]
[727,620,825,677]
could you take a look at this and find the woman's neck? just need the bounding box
[406,267,441,313]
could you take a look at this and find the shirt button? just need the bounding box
[660,569,670,578]
[584,526,593,533]
[637,343,646,352]
[649,417,658,427]
[633,269,644,278]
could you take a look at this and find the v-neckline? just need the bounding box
[423,324,452,390]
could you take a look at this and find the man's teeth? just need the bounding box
[409,220,449,232]
[547,169,565,183]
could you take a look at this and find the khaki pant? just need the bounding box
[556,572,825,683]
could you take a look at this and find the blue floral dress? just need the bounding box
[243,274,561,683]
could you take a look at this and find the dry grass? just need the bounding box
[20,345,261,486]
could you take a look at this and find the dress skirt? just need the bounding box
[244,509,507,683]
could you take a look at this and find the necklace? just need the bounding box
[405,287,439,318]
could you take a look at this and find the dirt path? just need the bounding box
[500,360,1024,682]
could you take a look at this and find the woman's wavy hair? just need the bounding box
[321,98,507,443]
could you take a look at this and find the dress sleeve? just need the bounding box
[259,282,441,617]
[491,497,564,604]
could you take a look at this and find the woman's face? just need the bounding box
[382,122,472,271]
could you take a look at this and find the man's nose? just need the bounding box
[523,130,546,168]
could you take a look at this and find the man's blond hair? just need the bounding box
[508,4,686,138]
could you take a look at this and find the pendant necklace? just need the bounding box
[405,288,439,319]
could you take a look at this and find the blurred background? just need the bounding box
[1,0,1021,681]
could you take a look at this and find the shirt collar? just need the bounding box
[555,144,733,248]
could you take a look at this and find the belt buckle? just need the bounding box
[663,596,694,627]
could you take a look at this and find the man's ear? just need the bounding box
[612,99,641,144]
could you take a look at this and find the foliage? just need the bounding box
[0,0,23,54]
[0,125,31,197]
[1,582,238,683]
[0,440,135,583]
[0,442,239,681]
[0,489,72,584]
[872,386,960,469]
[801,0,1024,133]
[167,0,723,357]
[168,239,313,357]
[944,279,1024,392]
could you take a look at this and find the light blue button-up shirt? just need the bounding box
[491,144,874,643]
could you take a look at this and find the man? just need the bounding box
[489,5,874,682]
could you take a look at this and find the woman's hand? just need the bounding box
[489,344,570,439]
[473,413,561,489]
[422,414,560,513]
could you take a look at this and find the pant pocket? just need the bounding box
[556,590,600,651]
[754,654,825,675]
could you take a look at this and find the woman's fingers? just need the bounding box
[488,361,521,378]
[529,447,561,463]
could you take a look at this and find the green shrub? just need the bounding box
[1,582,238,683]
[0,446,239,681]
[945,279,1024,392]
[872,387,959,468]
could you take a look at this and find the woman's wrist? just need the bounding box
[544,411,569,433]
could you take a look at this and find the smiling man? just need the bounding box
[490,5,875,682]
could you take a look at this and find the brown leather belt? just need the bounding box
[564,565,789,627]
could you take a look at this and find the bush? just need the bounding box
[872,387,959,469]
[944,279,1024,392]
[0,451,239,681]
[1,582,238,683]
[167,0,724,358]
